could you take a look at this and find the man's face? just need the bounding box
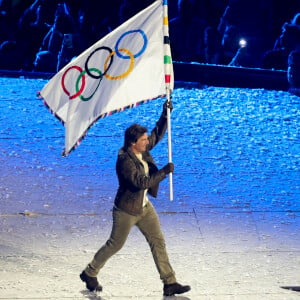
[131,133,149,154]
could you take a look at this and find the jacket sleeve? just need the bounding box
[147,110,168,151]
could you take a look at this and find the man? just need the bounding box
[80,100,191,297]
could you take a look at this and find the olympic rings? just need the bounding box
[60,29,148,102]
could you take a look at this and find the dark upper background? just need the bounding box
[0,0,300,73]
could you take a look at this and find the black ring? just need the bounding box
[85,46,114,79]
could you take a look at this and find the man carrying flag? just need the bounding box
[80,100,191,296]
[39,0,190,295]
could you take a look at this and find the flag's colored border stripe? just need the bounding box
[38,93,166,156]
[37,91,65,125]
[61,94,166,156]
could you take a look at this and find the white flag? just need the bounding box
[39,0,173,156]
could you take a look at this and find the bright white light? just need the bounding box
[239,38,247,48]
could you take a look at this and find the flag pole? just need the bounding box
[163,0,173,201]
[166,86,173,201]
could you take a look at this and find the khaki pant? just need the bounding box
[85,201,176,284]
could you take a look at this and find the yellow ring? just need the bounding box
[104,48,135,80]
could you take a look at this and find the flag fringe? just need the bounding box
[62,93,165,156]
[37,91,65,125]
[37,92,165,157]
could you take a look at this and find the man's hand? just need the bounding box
[163,100,173,115]
[162,162,174,174]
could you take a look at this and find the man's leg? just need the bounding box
[81,208,137,291]
[85,208,137,276]
[136,202,176,284]
[137,202,191,296]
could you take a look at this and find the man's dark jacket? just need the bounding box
[114,110,169,215]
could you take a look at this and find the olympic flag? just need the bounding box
[39,0,174,157]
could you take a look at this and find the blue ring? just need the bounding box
[115,29,148,59]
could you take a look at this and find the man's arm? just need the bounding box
[118,155,174,190]
[147,100,173,150]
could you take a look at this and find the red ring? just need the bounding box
[61,66,86,99]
